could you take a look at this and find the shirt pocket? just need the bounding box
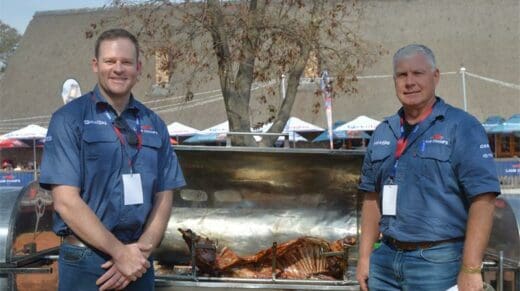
[137,134,162,172]
[82,127,119,170]
[370,147,393,188]
[416,143,452,178]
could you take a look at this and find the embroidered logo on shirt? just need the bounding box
[482,153,493,159]
[424,134,449,145]
[84,120,108,126]
[143,130,159,135]
[45,135,53,142]
[432,134,443,140]
[373,140,391,146]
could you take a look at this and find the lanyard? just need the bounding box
[103,106,142,173]
[391,106,433,179]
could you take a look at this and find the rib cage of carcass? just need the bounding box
[179,228,356,280]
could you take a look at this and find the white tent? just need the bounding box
[283,117,324,132]
[334,115,380,132]
[167,122,199,136]
[1,124,48,179]
[200,121,229,134]
[1,124,47,140]
[277,132,307,142]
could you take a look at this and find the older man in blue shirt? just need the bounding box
[40,28,185,290]
[356,44,500,291]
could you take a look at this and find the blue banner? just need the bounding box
[0,171,35,187]
[495,160,520,177]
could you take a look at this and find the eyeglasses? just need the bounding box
[113,116,138,146]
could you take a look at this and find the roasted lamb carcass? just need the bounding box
[178,228,356,279]
[178,228,218,275]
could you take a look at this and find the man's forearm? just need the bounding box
[52,185,125,257]
[138,190,174,254]
[359,192,381,261]
[462,193,496,269]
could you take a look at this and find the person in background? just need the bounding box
[2,159,13,171]
[39,28,186,291]
[356,44,500,291]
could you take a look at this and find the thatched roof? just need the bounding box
[0,0,518,133]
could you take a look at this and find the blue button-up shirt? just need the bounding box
[40,86,186,243]
[359,98,500,242]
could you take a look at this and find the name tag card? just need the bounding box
[122,173,144,205]
[382,184,398,216]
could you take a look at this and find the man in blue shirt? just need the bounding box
[40,28,186,290]
[355,44,500,291]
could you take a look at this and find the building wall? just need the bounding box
[0,0,518,132]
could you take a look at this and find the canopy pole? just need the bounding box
[33,137,37,180]
[460,67,468,112]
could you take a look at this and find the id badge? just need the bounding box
[382,184,398,216]
[122,173,144,205]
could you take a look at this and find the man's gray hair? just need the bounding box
[393,44,436,74]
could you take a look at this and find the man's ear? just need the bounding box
[433,68,440,86]
[136,60,142,74]
[92,57,99,73]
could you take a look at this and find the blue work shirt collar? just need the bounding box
[91,85,140,115]
[384,97,448,138]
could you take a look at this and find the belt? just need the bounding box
[383,236,464,251]
[62,234,88,248]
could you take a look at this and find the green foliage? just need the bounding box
[0,21,21,55]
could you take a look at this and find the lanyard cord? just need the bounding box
[391,106,434,179]
[90,89,143,172]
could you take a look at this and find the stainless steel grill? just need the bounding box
[155,146,365,290]
[0,183,59,291]
[484,191,520,291]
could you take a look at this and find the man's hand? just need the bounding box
[356,258,370,291]
[457,272,484,291]
[111,242,152,279]
[97,261,131,291]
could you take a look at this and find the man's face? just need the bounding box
[394,53,439,110]
[92,38,141,100]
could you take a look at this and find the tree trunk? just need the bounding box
[207,0,259,146]
[259,2,323,147]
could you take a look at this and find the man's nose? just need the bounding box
[405,74,415,87]
[113,62,124,72]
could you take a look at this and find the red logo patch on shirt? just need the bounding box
[142,125,153,130]
[432,134,443,140]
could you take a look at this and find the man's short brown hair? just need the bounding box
[95,28,139,60]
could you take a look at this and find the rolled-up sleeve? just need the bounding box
[156,121,186,192]
[39,112,81,190]
[451,117,500,198]
[359,140,376,193]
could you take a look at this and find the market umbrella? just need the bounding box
[0,138,29,149]
[283,117,324,133]
[489,114,520,134]
[167,122,200,136]
[482,115,505,133]
[334,115,380,132]
[167,122,200,145]
[0,124,48,179]
[200,121,229,134]
[182,121,228,145]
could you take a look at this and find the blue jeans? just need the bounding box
[368,240,463,291]
[58,242,155,291]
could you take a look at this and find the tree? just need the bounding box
[0,21,21,72]
[89,0,384,146]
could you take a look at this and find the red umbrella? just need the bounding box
[0,139,29,149]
